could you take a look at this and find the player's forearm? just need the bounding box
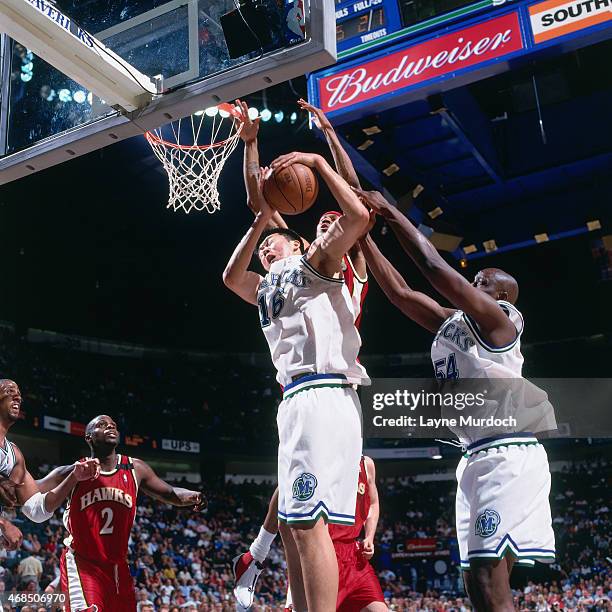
[364,504,379,541]
[360,234,413,302]
[379,206,444,275]
[171,487,199,507]
[322,128,360,189]
[243,140,261,204]
[35,465,72,494]
[315,157,367,223]
[44,470,78,513]
[223,213,268,284]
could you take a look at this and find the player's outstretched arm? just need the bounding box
[134,458,205,509]
[297,98,360,189]
[359,229,453,334]
[354,188,516,345]
[297,100,367,278]
[222,208,271,305]
[35,464,74,493]
[13,449,99,522]
[236,99,287,231]
[362,457,379,560]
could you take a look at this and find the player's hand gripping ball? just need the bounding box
[265,152,319,215]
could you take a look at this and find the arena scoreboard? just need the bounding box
[335,0,505,56]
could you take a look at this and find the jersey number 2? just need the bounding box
[99,508,114,535]
[434,353,459,379]
[258,291,285,327]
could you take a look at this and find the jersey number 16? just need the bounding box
[258,290,285,327]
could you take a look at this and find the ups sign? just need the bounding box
[161,438,201,454]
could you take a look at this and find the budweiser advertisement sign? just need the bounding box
[529,0,612,44]
[317,12,523,113]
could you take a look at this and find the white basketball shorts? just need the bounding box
[277,375,362,526]
[455,435,555,569]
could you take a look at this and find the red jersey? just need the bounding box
[64,454,138,564]
[342,254,368,330]
[330,457,369,543]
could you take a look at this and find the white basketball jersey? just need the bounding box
[431,301,555,443]
[258,255,369,387]
[0,439,17,479]
[431,300,524,380]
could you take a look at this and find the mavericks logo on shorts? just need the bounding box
[292,473,318,501]
[475,509,500,537]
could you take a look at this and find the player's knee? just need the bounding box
[471,563,512,611]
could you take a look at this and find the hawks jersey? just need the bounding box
[64,455,137,564]
[342,254,368,330]
[329,457,369,543]
[258,255,369,387]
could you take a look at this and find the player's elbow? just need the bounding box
[348,205,370,232]
[222,267,237,291]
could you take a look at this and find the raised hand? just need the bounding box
[73,458,100,482]
[271,151,322,172]
[235,99,260,144]
[360,210,377,240]
[297,98,333,131]
[351,187,393,214]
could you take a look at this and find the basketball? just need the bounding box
[263,163,319,215]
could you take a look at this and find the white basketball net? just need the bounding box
[144,103,242,214]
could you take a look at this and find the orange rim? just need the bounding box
[144,102,243,151]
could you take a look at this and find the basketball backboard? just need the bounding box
[0,0,336,184]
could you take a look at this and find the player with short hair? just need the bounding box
[0,380,99,544]
[232,99,369,610]
[353,188,555,612]
[223,106,370,611]
[37,414,205,612]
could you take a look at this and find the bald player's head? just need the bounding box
[472,268,519,304]
[85,414,119,451]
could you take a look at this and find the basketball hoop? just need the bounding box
[144,103,243,214]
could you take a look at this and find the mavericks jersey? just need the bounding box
[329,457,369,543]
[64,454,137,564]
[431,301,531,444]
[431,300,524,380]
[258,255,369,387]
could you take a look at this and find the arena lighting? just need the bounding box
[459,259,468,269]
[260,108,272,122]
[534,233,549,243]
[73,90,87,104]
[248,107,259,120]
[432,454,443,460]
[463,244,478,255]
[274,110,284,123]
[290,112,297,124]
